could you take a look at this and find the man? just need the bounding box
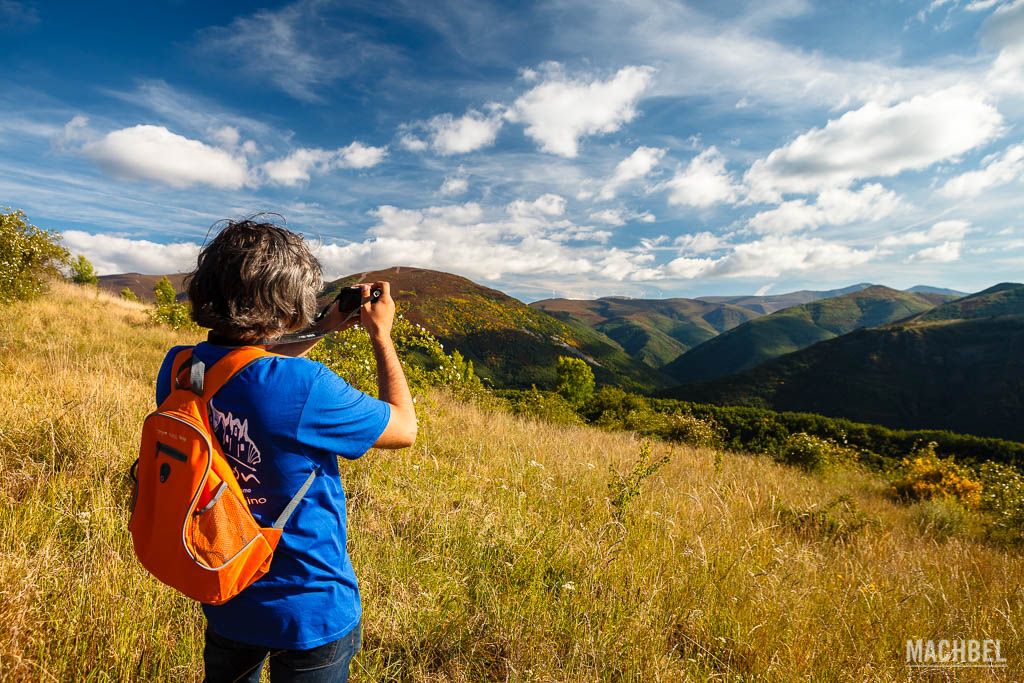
[154,218,416,682]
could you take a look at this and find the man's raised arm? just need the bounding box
[359,282,417,449]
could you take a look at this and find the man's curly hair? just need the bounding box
[186,217,323,343]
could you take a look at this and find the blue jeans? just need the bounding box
[202,623,361,683]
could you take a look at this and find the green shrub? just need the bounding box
[69,254,98,286]
[583,386,649,426]
[555,355,594,407]
[0,209,68,304]
[909,499,969,542]
[119,287,139,302]
[309,312,491,403]
[975,461,1024,544]
[776,432,857,472]
[150,276,197,330]
[661,412,724,450]
[890,443,982,508]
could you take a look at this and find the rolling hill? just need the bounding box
[528,296,760,368]
[663,283,1024,441]
[664,285,943,385]
[98,272,189,302]
[908,281,1024,322]
[695,283,874,314]
[322,266,667,390]
[906,284,968,297]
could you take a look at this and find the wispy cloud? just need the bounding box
[191,0,400,102]
[0,0,38,29]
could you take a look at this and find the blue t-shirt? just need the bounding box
[155,342,390,649]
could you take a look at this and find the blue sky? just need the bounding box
[1,0,1023,301]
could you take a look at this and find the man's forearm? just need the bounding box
[372,333,414,419]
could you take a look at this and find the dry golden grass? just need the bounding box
[0,281,1021,681]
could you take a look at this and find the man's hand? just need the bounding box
[359,281,395,340]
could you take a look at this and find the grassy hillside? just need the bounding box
[665,314,1024,442]
[323,266,667,390]
[665,285,940,385]
[529,297,759,368]
[1,281,1022,680]
[909,282,1024,323]
[906,284,967,297]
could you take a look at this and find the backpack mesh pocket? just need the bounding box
[190,485,262,569]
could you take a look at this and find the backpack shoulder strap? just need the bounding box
[199,347,280,399]
[170,347,196,393]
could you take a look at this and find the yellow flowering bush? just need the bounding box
[890,442,982,508]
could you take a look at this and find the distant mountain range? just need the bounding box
[528,296,759,368]
[663,285,949,385]
[98,267,1018,441]
[695,283,876,315]
[320,266,666,390]
[662,283,1024,441]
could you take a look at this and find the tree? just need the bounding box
[0,209,69,304]
[154,276,176,307]
[152,276,195,330]
[119,287,139,302]
[555,355,595,407]
[69,254,98,286]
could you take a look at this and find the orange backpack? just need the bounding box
[128,346,316,605]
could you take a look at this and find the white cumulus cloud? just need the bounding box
[881,219,971,247]
[674,231,726,254]
[82,125,250,189]
[439,176,469,196]
[749,184,902,234]
[599,146,665,199]
[61,231,201,275]
[666,235,875,280]
[939,143,1024,198]
[590,209,626,226]
[507,64,654,157]
[427,110,503,155]
[908,240,963,262]
[263,142,387,186]
[315,197,604,281]
[982,0,1024,92]
[665,146,740,207]
[398,132,428,152]
[745,87,1004,200]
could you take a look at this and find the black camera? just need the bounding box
[316,285,383,322]
[274,285,384,345]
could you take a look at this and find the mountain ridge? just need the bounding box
[663,285,945,385]
[661,283,1024,441]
